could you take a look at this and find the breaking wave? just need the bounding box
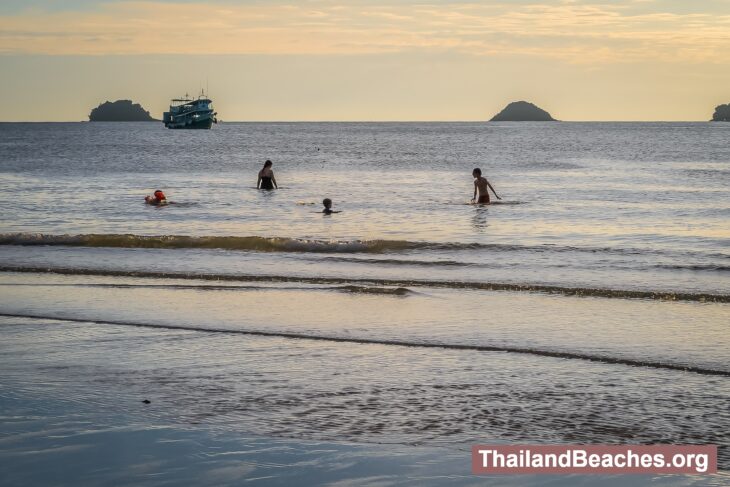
[2,232,729,259]
[0,311,726,377]
[0,282,416,296]
[1,265,728,302]
[0,233,413,253]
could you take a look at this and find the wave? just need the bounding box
[654,263,730,272]
[0,282,415,296]
[0,233,414,253]
[315,256,468,267]
[317,256,730,272]
[0,311,726,377]
[330,285,415,296]
[3,233,729,259]
[2,265,728,303]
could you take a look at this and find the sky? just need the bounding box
[1,0,729,121]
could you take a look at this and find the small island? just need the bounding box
[89,100,157,122]
[711,103,730,122]
[490,101,556,122]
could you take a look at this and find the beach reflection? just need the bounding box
[471,205,490,231]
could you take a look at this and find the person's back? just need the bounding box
[257,160,278,190]
[471,168,501,204]
[475,177,489,202]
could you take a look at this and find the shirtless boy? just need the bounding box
[471,168,501,204]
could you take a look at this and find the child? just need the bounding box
[471,168,501,204]
[145,189,167,205]
[322,198,340,215]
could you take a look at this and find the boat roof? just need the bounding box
[172,98,211,103]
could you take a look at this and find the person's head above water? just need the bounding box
[323,198,332,209]
[154,189,166,199]
[472,168,482,177]
[263,160,273,168]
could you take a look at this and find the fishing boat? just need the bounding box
[162,91,217,129]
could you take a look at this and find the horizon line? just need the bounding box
[0,120,720,124]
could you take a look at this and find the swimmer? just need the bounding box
[322,198,340,215]
[257,160,278,190]
[145,189,167,205]
[471,168,501,204]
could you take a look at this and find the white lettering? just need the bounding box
[477,450,493,467]
[695,454,708,473]
[627,450,639,468]
[573,450,587,468]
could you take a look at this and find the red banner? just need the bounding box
[472,445,717,475]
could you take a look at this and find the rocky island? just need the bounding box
[490,101,556,122]
[89,100,157,122]
[711,103,730,122]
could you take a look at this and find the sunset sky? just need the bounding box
[1,0,729,121]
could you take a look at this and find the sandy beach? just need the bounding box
[2,311,727,486]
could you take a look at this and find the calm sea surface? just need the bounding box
[1,122,729,482]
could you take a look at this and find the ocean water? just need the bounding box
[1,122,729,482]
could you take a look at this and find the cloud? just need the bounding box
[0,1,729,63]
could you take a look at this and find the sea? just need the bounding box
[0,121,728,485]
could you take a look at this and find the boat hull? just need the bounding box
[165,118,213,129]
[166,118,213,130]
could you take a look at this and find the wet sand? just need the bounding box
[1,313,728,486]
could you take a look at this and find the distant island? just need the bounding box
[711,103,730,122]
[89,100,157,122]
[490,101,556,122]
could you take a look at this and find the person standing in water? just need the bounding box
[471,168,501,204]
[257,160,278,190]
